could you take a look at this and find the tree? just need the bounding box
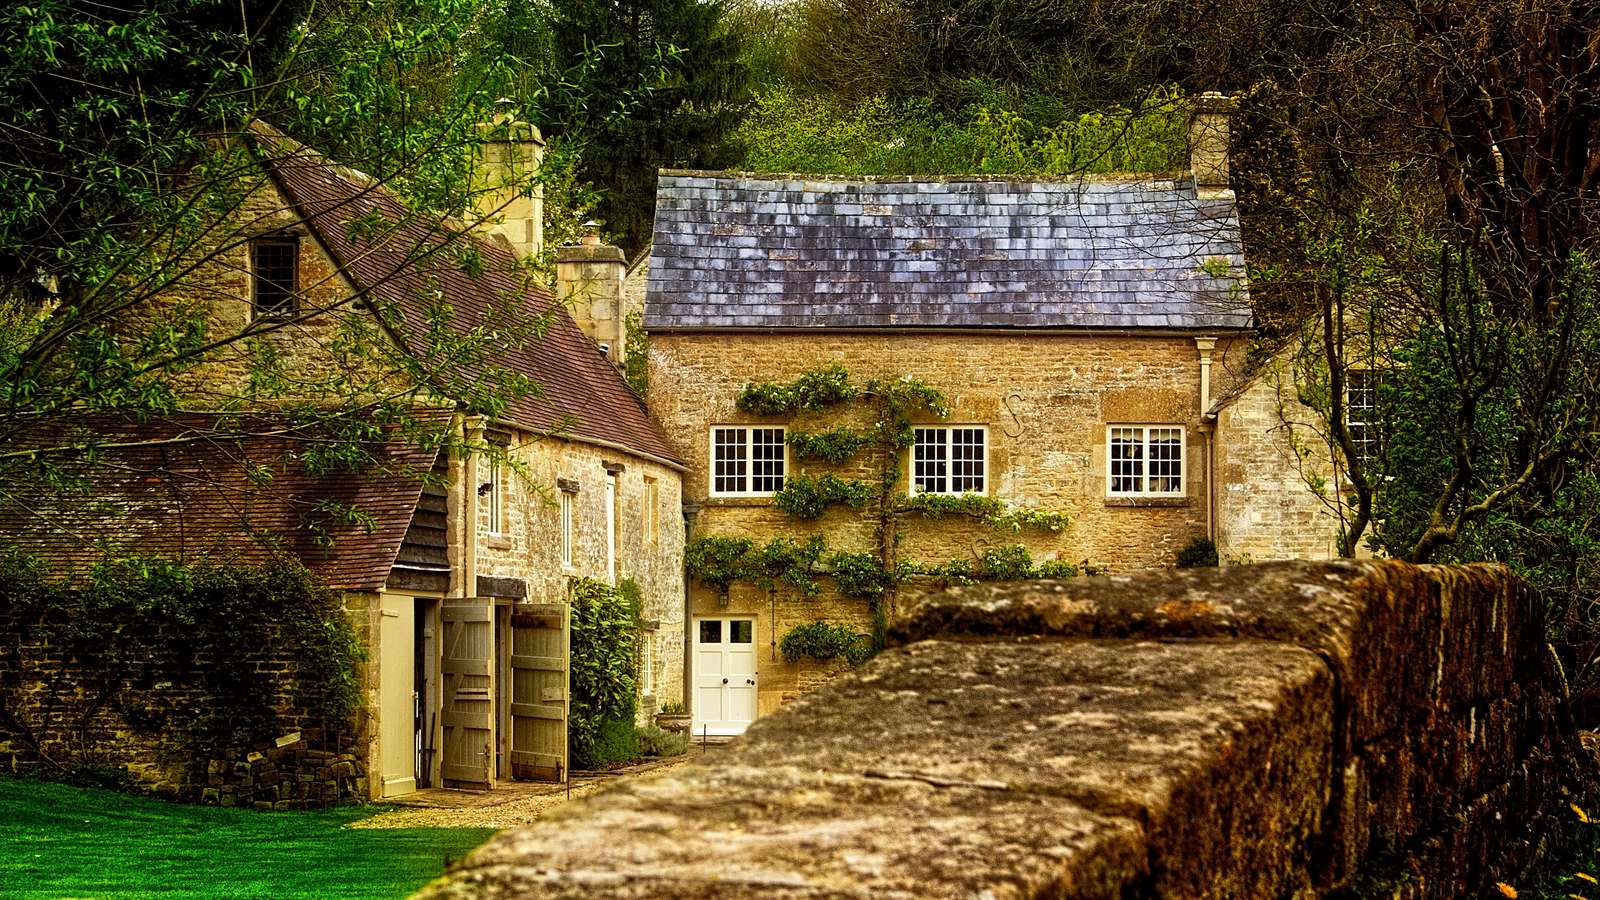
[0,0,629,506]
[533,0,752,253]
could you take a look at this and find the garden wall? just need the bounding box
[419,560,1590,898]
[0,576,369,810]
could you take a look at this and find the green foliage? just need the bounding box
[823,551,892,599]
[517,0,753,251]
[1176,537,1219,568]
[905,493,1070,532]
[786,426,871,463]
[904,545,1078,584]
[0,552,364,773]
[779,622,873,666]
[737,86,1189,177]
[684,535,755,593]
[635,723,689,757]
[737,363,857,415]
[623,310,650,396]
[658,700,687,715]
[773,473,877,519]
[566,577,640,769]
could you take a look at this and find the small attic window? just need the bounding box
[251,235,299,318]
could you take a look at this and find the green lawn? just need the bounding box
[0,778,495,899]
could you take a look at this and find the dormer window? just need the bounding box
[251,236,299,318]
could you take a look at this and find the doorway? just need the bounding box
[693,617,757,736]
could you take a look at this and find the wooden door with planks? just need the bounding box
[440,598,494,788]
[508,604,569,782]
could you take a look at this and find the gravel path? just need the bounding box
[348,757,694,830]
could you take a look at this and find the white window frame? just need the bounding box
[908,425,989,496]
[642,476,658,545]
[708,426,787,497]
[1106,425,1186,498]
[559,488,575,568]
[486,458,505,535]
[639,630,655,696]
[605,472,618,584]
[1344,369,1381,465]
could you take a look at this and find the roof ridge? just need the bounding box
[658,168,1195,186]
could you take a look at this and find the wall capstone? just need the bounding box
[418,561,1588,898]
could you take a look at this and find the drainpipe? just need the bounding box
[1195,337,1219,546]
[681,502,700,712]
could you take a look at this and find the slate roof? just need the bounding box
[0,414,443,591]
[646,172,1251,331]
[260,133,682,465]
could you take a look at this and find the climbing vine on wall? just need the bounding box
[690,364,1082,657]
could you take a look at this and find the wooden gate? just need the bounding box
[440,598,493,788]
[508,604,569,782]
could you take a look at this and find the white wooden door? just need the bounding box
[377,594,417,797]
[693,618,757,736]
[441,598,494,787]
[508,604,569,782]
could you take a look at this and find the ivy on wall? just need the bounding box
[0,551,364,784]
[690,364,1084,660]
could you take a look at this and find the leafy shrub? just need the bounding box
[774,473,877,519]
[658,700,687,716]
[1176,537,1219,568]
[737,363,856,415]
[636,724,689,757]
[786,426,871,463]
[824,551,892,598]
[684,535,755,593]
[567,577,640,770]
[577,718,638,771]
[0,552,364,780]
[780,621,874,666]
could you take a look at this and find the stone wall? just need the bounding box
[1212,355,1344,562]
[648,330,1261,715]
[418,561,1587,898]
[0,597,370,809]
[472,432,686,717]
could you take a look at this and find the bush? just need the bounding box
[636,724,688,758]
[1176,537,1220,568]
[780,621,874,666]
[567,577,640,770]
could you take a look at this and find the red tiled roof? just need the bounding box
[0,415,443,591]
[259,138,681,465]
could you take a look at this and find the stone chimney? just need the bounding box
[471,121,545,259]
[557,223,627,365]
[1188,92,1237,199]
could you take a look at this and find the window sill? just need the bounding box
[702,496,776,507]
[485,536,514,551]
[1105,496,1190,508]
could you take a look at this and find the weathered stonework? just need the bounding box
[419,561,1587,898]
[648,330,1270,716]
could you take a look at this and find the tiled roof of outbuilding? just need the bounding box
[646,172,1250,331]
[0,415,443,591]
[259,134,681,465]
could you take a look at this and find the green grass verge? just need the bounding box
[0,778,495,899]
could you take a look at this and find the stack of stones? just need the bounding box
[196,737,366,809]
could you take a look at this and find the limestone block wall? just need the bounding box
[1213,357,1343,562]
[648,330,1256,712]
[419,561,1586,899]
[472,433,686,715]
[0,590,373,809]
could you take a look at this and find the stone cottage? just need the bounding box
[0,125,686,800]
[640,95,1343,736]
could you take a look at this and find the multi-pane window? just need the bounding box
[559,488,575,567]
[486,460,504,534]
[912,427,987,494]
[710,427,785,495]
[642,476,658,544]
[1345,370,1382,465]
[1108,426,1185,496]
[250,236,299,318]
[639,631,655,696]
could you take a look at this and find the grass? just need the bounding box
[0,778,496,899]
